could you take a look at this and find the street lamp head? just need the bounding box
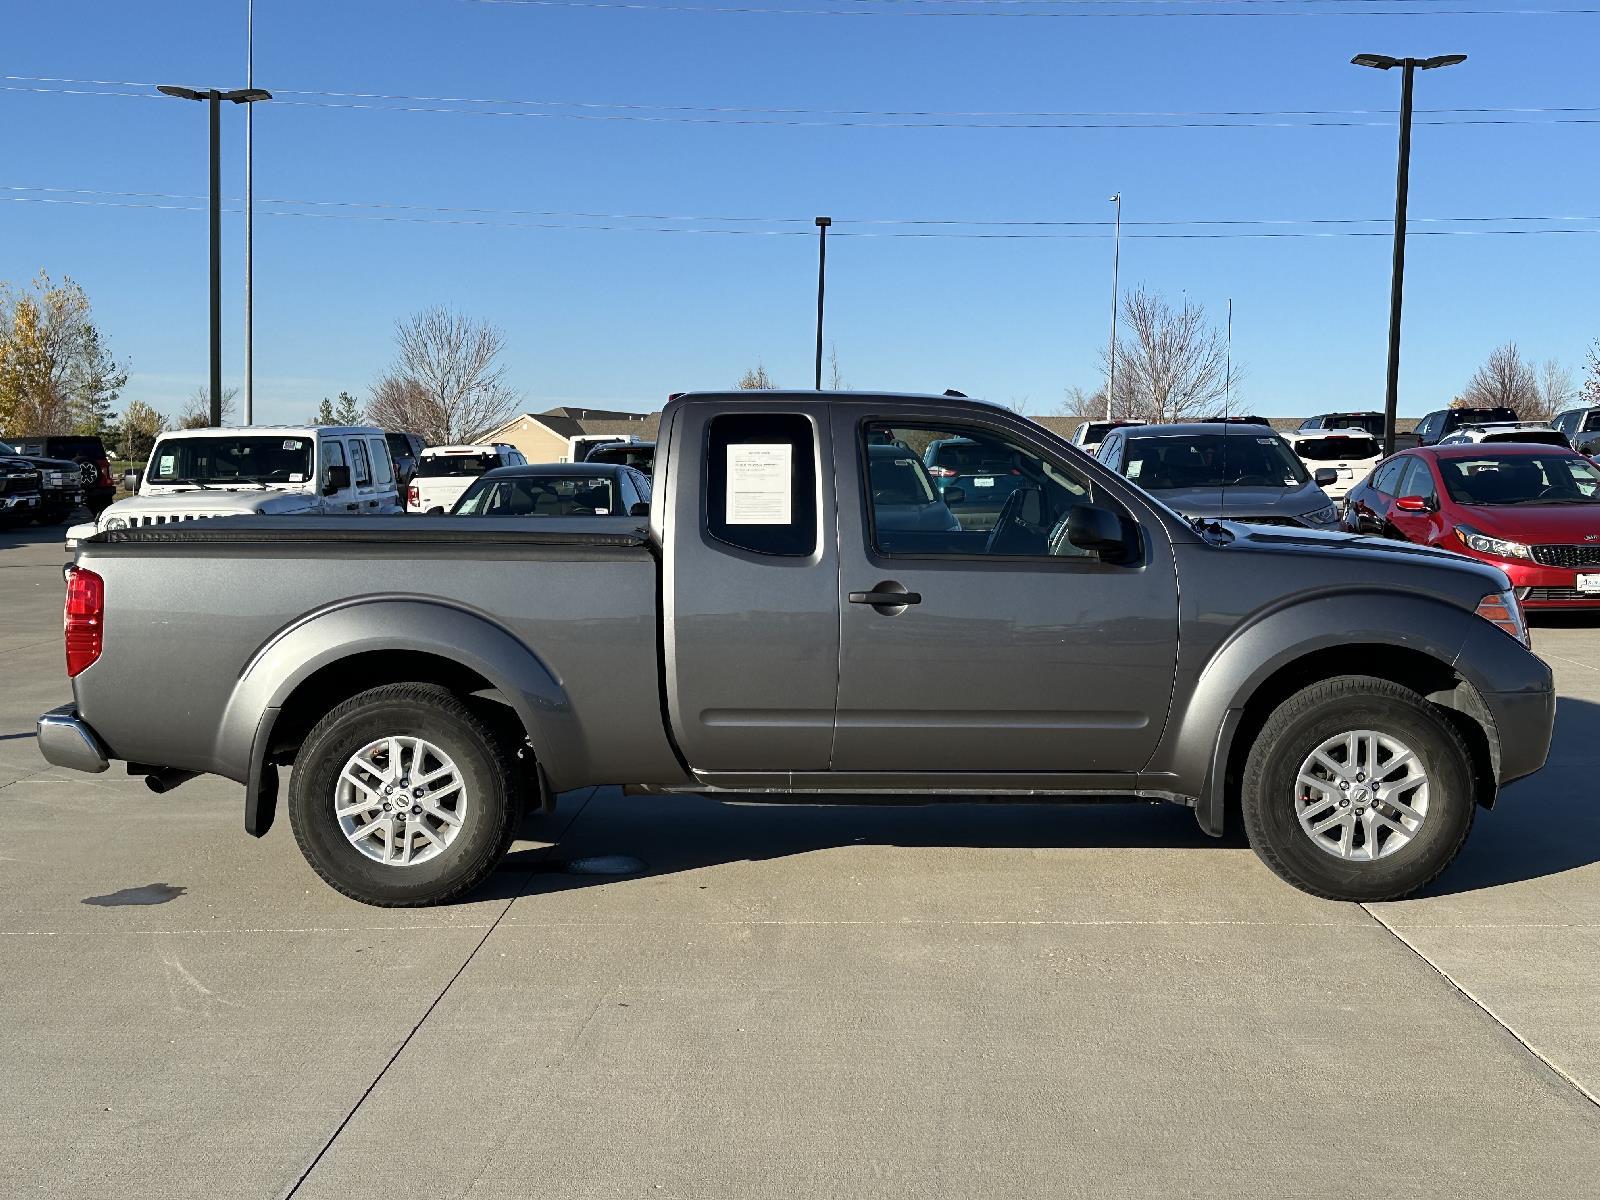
[1419,53,1467,70]
[157,84,204,101]
[1350,53,1399,70]
[814,216,832,228]
[225,88,273,104]
[1108,193,1120,202]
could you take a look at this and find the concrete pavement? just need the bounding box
[2,523,1597,1199]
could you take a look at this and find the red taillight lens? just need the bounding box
[407,485,420,507]
[97,457,113,488]
[64,567,104,677]
[928,465,957,478]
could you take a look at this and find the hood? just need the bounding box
[1452,502,1600,545]
[102,490,319,521]
[4,453,80,472]
[1204,520,1510,586]
[1148,481,1328,520]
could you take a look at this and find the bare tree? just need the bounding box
[369,308,518,444]
[1459,342,1539,416]
[1057,384,1104,417]
[827,344,845,391]
[1534,359,1575,422]
[176,385,238,428]
[736,363,777,390]
[1100,287,1232,423]
[1580,339,1600,407]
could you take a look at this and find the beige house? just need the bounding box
[480,406,660,464]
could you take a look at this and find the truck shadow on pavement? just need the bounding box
[494,695,1600,902]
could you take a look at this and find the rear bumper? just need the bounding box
[35,705,111,773]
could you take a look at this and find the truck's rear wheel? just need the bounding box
[1241,675,1475,902]
[288,683,521,906]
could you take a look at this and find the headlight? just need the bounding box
[100,514,128,531]
[1301,503,1339,526]
[1455,524,1531,560]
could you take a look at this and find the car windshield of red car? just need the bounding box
[1437,454,1600,506]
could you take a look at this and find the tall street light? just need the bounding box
[157,83,272,426]
[1350,52,1466,457]
[1105,193,1121,421]
[245,0,258,425]
[814,216,832,390]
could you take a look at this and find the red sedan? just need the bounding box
[1342,443,1600,609]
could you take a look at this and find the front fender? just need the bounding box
[1156,591,1476,831]
[216,596,579,814]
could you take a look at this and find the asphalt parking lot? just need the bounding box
[3,521,1598,1199]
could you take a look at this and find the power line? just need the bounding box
[7,190,1598,239]
[6,82,1597,130]
[9,75,1593,120]
[462,0,1600,16]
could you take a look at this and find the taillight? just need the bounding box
[407,485,420,507]
[928,465,957,478]
[1475,588,1529,647]
[97,457,113,488]
[64,567,104,677]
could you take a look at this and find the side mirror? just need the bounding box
[322,464,351,496]
[1066,503,1127,557]
[942,485,966,506]
[1313,467,1339,488]
[629,501,650,517]
[1394,494,1432,513]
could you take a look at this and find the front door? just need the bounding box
[830,411,1180,774]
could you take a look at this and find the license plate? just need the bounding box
[1337,468,1353,478]
[973,476,995,488]
[1578,574,1600,594]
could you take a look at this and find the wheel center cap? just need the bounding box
[1352,786,1369,802]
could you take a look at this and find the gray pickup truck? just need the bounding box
[38,392,1554,906]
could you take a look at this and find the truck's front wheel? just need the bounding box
[288,683,521,906]
[1242,675,1476,902]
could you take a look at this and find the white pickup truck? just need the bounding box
[74,425,400,542]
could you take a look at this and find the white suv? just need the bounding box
[410,444,527,512]
[74,425,400,543]
[1282,429,1383,501]
[1435,422,1570,449]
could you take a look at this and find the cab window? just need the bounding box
[323,439,347,486]
[1397,458,1436,503]
[368,438,394,486]
[705,413,817,557]
[864,420,1102,558]
[1372,457,1407,496]
[349,439,372,487]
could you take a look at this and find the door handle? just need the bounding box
[346,503,359,511]
[849,585,921,607]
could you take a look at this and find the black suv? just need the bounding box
[1413,406,1518,447]
[7,434,115,514]
[385,432,428,506]
[584,440,656,475]
[0,439,85,523]
[1552,406,1600,455]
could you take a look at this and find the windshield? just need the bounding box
[869,451,938,505]
[925,439,1020,476]
[1123,432,1310,490]
[454,474,619,515]
[0,440,19,456]
[1296,435,1379,461]
[417,453,498,478]
[1319,415,1384,436]
[1438,454,1600,505]
[146,435,314,485]
[1481,431,1568,447]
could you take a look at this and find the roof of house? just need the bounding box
[482,406,659,445]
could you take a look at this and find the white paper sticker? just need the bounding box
[726,443,792,525]
[283,439,299,450]
[289,472,305,483]
[158,455,175,475]
[593,507,609,515]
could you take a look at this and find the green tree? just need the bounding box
[119,399,167,461]
[333,390,363,424]
[0,272,128,434]
[313,397,337,425]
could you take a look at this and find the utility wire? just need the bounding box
[5,185,1597,229]
[5,82,1596,129]
[7,192,1598,239]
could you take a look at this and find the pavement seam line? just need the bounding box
[277,786,600,1200]
[1362,902,1600,1114]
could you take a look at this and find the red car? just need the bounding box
[1343,444,1600,609]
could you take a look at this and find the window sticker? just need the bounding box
[283,439,299,451]
[1126,460,1143,480]
[289,473,305,483]
[158,455,175,475]
[725,443,792,525]
[1256,437,1276,445]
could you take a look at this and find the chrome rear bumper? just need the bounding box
[35,705,110,773]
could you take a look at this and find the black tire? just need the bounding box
[1241,674,1475,902]
[288,683,522,906]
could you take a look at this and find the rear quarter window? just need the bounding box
[705,412,817,557]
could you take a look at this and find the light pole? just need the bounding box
[1105,193,1121,421]
[1350,52,1466,457]
[245,0,257,425]
[814,217,831,390]
[157,83,271,427]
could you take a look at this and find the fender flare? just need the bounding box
[217,596,579,835]
[1157,591,1476,835]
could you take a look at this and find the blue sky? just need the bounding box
[3,0,1596,423]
